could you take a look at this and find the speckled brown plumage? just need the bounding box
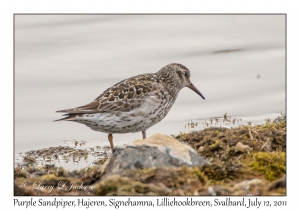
[56,63,205,150]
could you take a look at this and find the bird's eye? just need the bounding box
[184,72,189,77]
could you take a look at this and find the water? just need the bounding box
[15,15,285,168]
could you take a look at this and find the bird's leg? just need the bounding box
[142,131,146,139]
[108,134,114,151]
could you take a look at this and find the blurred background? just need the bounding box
[15,15,285,163]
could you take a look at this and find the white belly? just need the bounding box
[73,96,175,134]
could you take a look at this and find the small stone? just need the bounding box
[198,146,205,152]
[211,185,232,196]
[269,174,286,190]
[234,142,252,153]
[207,186,216,196]
[233,179,262,191]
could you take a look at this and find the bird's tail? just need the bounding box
[53,113,79,122]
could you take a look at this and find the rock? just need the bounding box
[232,178,262,191]
[207,186,216,196]
[101,134,210,175]
[269,174,286,190]
[210,185,232,196]
[198,146,205,153]
[234,142,252,153]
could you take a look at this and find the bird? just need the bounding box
[55,63,205,150]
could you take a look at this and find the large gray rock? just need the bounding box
[101,134,210,175]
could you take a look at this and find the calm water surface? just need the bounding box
[15,15,285,168]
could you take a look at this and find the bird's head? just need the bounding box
[158,63,205,99]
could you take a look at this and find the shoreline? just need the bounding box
[14,116,286,196]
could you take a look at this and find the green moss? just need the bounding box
[190,167,209,186]
[95,175,169,196]
[210,139,219,147]
[95,166,210,196]
[209,139,221,151]
[176,131,187,141]
[37,174,75,187]
[86,166,94,172]
[247,152,286,181]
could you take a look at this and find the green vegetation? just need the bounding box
[247,151,286,181]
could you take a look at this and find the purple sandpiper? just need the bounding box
[55,63,205,150]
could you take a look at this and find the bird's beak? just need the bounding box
[187,82,205,100]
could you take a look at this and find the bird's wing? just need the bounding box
[56,73,164,114]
